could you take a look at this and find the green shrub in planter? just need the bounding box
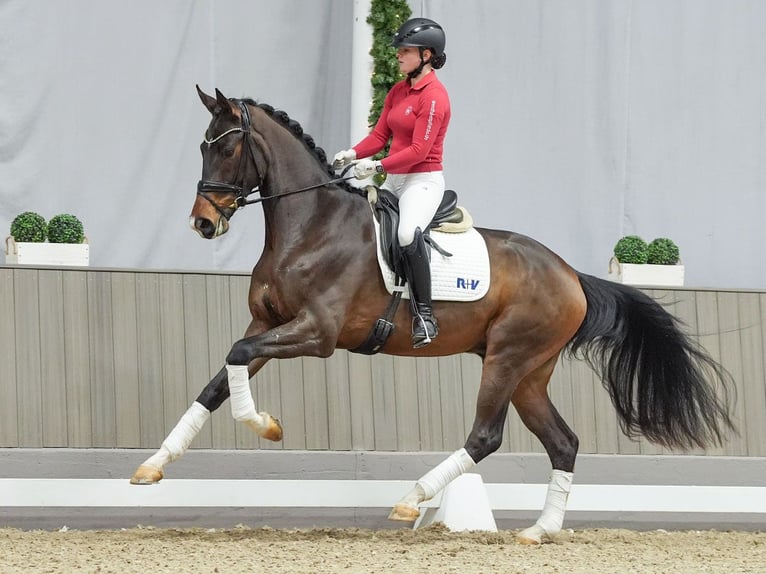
[10,211,47,242]
[613,235,648,264]
[47,214,85,244]
[647,237,680,265]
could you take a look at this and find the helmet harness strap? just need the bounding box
[407,47,430,80]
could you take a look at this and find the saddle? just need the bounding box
[369,187,469,279]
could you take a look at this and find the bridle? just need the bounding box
[196,100,353,221]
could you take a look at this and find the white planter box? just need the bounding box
[607,257,684,287]
[5,237,89,267]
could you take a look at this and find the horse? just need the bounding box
[130,86,735,544]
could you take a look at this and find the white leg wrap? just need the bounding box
[141,401,210,468]
[417,448,476,501]
[520,469,573,542]
[226,364,268,431]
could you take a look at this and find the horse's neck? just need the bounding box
[255,120,369,255]
[261,169,366,253]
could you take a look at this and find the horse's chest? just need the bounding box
[251,282,291,325]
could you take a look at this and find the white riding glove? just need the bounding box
[353,159,384,179]
[332,148,356,170]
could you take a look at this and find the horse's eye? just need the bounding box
[223,146,235,158]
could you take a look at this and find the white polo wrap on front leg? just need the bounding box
[535,469,574,535]
[142,401,210,468]
[417,448,476,501]
[226,364,268,430]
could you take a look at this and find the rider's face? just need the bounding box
[396,46,430,75]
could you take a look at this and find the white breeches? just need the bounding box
[382,171,445,246]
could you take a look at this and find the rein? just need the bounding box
[197,101,353,219]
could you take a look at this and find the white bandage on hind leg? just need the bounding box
[417,448,476,501]
[142,401,210,468]
[226,364,268,430]
[535,469,574,535]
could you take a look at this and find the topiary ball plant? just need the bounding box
[47,214,84,244]
[10,211,47,242]
[613,235,649,264]
[647,237,680,265]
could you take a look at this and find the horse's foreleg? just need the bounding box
[130,358,279,485]
[512,358,578,545]
[225,363,283,441]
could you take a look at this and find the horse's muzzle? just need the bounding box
[190,215,227,239]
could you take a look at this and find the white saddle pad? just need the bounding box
[372,214,491,302]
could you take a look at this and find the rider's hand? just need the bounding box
[332,149,356,170]
[353,159,384,179]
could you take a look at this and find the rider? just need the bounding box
[334,17,450,349]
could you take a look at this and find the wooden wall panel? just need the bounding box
[717,292,748,456]
[738,293,766,456]
[204,274,237,449]
[13,270,43,446]
[180,274,212,448]
[158,274,189,447]
[1,266,762,460]
[370,354,397,451]
[111,272,141,448]
[303,356,330,450]
[135,273,165,447]
[348,353,375,450]
[325,352,353,450]
[87,273,117,447]
[437,355,467,452]
[62,271,92,446]
[37,270,67,447]
[0,269,18,447]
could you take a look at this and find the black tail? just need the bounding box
[567,272,736,450]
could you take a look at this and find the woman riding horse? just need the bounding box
[131,86,734,545]
[334,17,450,349]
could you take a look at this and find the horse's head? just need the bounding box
[191,86,263,239]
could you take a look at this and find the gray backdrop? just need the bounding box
[1,0,765,288]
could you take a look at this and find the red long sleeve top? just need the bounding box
[353,72,451,174]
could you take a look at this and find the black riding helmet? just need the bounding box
[391,17,446,57]
[391,18,446,78]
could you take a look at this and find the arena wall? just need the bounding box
[2,266,764,457]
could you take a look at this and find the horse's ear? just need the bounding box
[196,85,236,118]
[214,88,237,118]
[196,84,219,115]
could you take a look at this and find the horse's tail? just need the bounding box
[566,272,736,449]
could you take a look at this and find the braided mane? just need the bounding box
[239,98,357,194]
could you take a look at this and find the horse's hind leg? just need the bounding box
[130,357,282,485]
[512,356,578,544]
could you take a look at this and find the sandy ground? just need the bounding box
[1,525,765,574]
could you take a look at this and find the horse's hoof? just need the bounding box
[517,535,541,545]
[130,465,163,485]
[517,525,545,545]
[388,503,420,522]
[259,413,283,442]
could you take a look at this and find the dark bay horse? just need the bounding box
[130,87,734,544]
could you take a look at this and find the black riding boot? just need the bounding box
[401,228,438,348]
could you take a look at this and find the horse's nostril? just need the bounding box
[194,217,214,238]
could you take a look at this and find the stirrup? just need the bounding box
[412,314,438,349]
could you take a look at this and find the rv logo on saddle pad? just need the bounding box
[457,278,481,290]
